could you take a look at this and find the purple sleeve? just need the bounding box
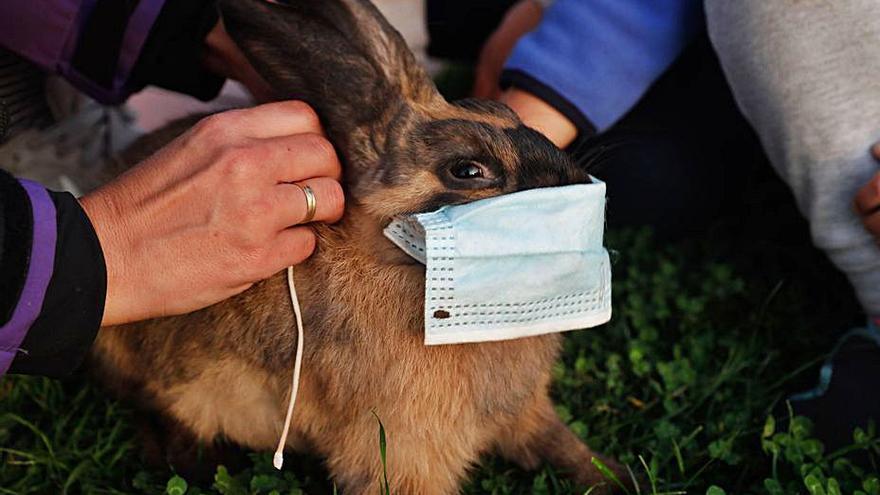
[0,0,166,104]
[0,181,57,374]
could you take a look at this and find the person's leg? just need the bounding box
[706,0,880,318]
[580,128,727,239]
[578,35,769,240]
[706,0,880,450]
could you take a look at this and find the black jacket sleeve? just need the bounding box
[129,0,225,100]
[1,170,107,377]
[71,0,224,102]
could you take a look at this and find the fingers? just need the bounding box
[261,133,343,182]
[855,159,880,239]
[862,209,880,239]
[216,100,326,140]
[270,226,318,269]
[855,171,880,216]
[274,178,345,228]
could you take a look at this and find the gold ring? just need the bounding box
[296,183,317,223]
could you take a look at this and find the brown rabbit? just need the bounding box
[90,0,628,493]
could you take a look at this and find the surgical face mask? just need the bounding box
[383,180,611,345]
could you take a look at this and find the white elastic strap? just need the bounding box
[274,265,305,470]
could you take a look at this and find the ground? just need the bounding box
[2,218,879,494]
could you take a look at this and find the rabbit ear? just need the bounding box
[219,0,441,168]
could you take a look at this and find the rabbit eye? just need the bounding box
[450,161,485,179]
[440,159,499,189]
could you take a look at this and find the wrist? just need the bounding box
[500,88,578,148]
[79,188,135,327]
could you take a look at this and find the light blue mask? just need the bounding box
[383,179,611,345]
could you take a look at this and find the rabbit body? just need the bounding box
[90,0,625,492]
[94,206,580,493]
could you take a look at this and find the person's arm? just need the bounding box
[0,1,248,105]
[1,101,345,378]
[476,0,704,147]
[0,171,106,377]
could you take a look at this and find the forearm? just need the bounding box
[0,171,106,377]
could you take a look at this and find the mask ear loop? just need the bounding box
[274,265,305,469]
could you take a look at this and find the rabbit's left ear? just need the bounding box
[219,0,441,170]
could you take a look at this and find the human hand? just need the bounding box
[853,144,880,239]
[79,101,345,326]
[500,88,578,148]
[202,20,276,102]
[473,0,544,100]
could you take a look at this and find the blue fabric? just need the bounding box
[505,0,704,131]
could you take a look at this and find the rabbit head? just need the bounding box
[220,0,588,225]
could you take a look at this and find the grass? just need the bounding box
[3,224,880,494]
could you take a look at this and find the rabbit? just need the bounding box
[89,0,629,493]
